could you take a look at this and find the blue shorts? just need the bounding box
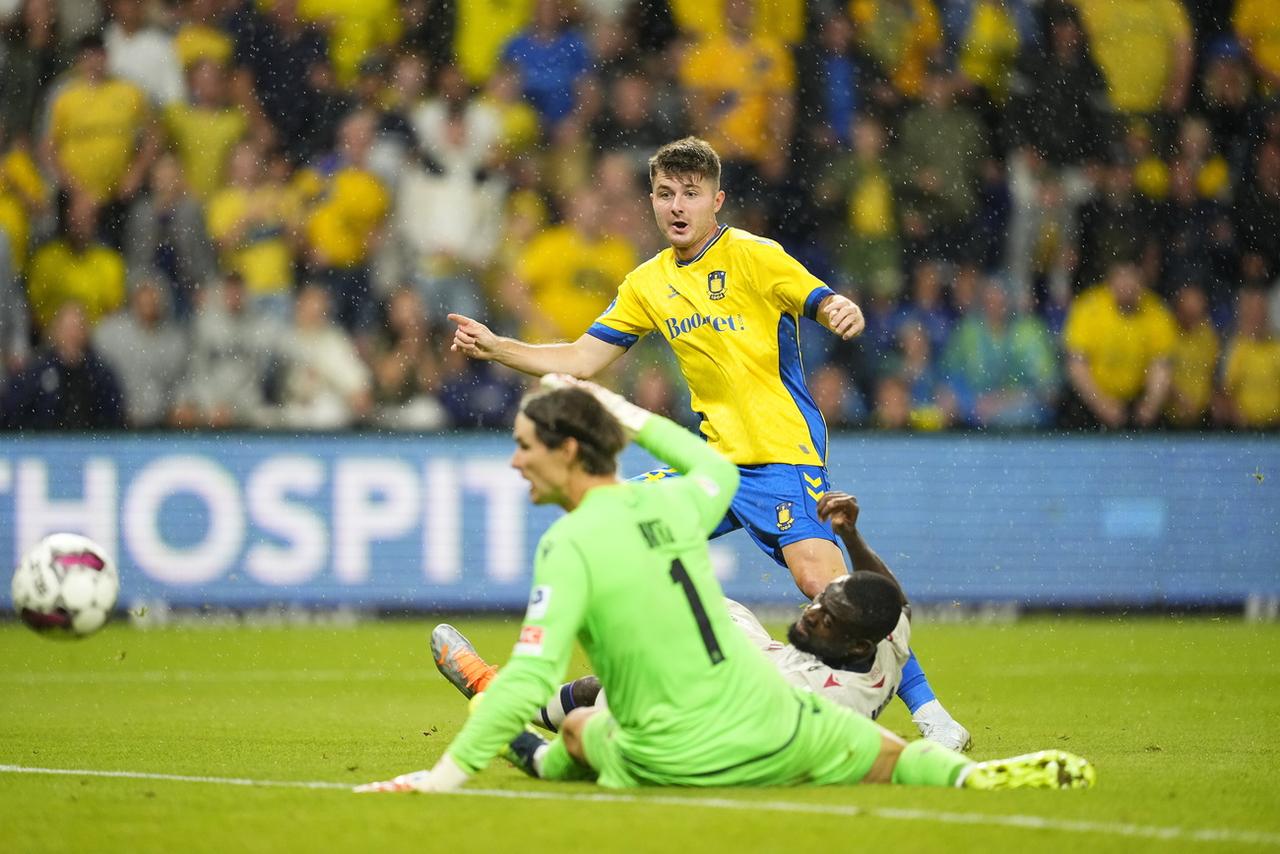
[631,463,838,568]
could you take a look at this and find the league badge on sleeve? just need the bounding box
[707,270,727,300]
[527,585,552,620]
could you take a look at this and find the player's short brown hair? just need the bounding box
[520,387,627,476]
[649,136,721,188]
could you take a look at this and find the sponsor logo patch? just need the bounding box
[662,312,745,340]
[514,625,545,656]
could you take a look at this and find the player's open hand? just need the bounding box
[353,755,470,793]
[542,374,651,438]
[817,491,860,536]
[820,295,865,340]
[353,769,434,793]
[449,313,499,359]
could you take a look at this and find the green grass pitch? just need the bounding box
[2,616,1278,853]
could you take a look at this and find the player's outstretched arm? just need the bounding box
[547,375,739,531]
[815,294,866,340]
[817,492,905,602]
[449,314,626,379]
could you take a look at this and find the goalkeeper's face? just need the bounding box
[511,412,573,507]
[650,171,725,259]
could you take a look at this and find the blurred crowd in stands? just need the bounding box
[0,0,1278,433]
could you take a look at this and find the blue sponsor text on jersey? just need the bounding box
[663,311,747,340]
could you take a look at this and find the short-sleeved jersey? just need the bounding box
[1236,0,1280,94]
[298,0,401,86]
[849,0,943,100]
[725,599,910,721]
[163,103,248,199]
[1063,284,1177,402]
[446,415,822,777]
[1223,336,1280,427]
[957,0,1021,102]
[300,166,390,268]
[0,146,48,272]
[206,186,297,295]
[27,239,126,328]
[1075,0,1191,113]
[47,77,150,202]
[517,226,638,343]
[1165,323,1219,422]
[668,0,806,44]
[679,35,795,163]
[455,0,533,84]
[589,226,836,466]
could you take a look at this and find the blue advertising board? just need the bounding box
[1,434,1277,609]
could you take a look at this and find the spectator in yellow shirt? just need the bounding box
[26,193,126,331]
[952,0,1025,105]
[164,59,250,200]
[1164,284,1220,428]
[0,136,52,274]
[1073,0,1194,115]
[206,142,300,322]
[1234,0,1280,96]
[297,110,390,330]
[454,0,533,86]
[1062,259,1177,429]
[850,0,943,101]
[1221,288,1280,429]
[39,33,159,248]
[297,0,401,87]
[669,0,807,44]
[680,0,795,219]
[502,189,638,343]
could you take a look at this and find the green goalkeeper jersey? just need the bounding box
[446,414,806,777]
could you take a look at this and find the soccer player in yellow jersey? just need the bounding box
[450,137,970,749]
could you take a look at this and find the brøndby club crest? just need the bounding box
[707,270,727,300]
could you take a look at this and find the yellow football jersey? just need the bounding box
[590,226,835,466]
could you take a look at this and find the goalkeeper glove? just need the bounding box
[540,374,651,439]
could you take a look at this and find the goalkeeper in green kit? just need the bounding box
[356,376,1094,794]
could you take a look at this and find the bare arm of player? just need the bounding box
[448,314,627,379]
[815,294,866,340]
[817,492,906,605]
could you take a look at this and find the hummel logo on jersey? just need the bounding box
[666,284,679,298]
[663,312,746,340]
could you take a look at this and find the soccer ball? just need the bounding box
[11,533,120,637]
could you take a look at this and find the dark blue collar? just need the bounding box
[674,223,728,267]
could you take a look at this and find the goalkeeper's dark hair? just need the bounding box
[649,137,721,188]
[826,574,905,645]
[520,387,627,476]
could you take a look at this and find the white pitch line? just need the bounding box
[2,764,1279,848]
[0,670,421,684]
